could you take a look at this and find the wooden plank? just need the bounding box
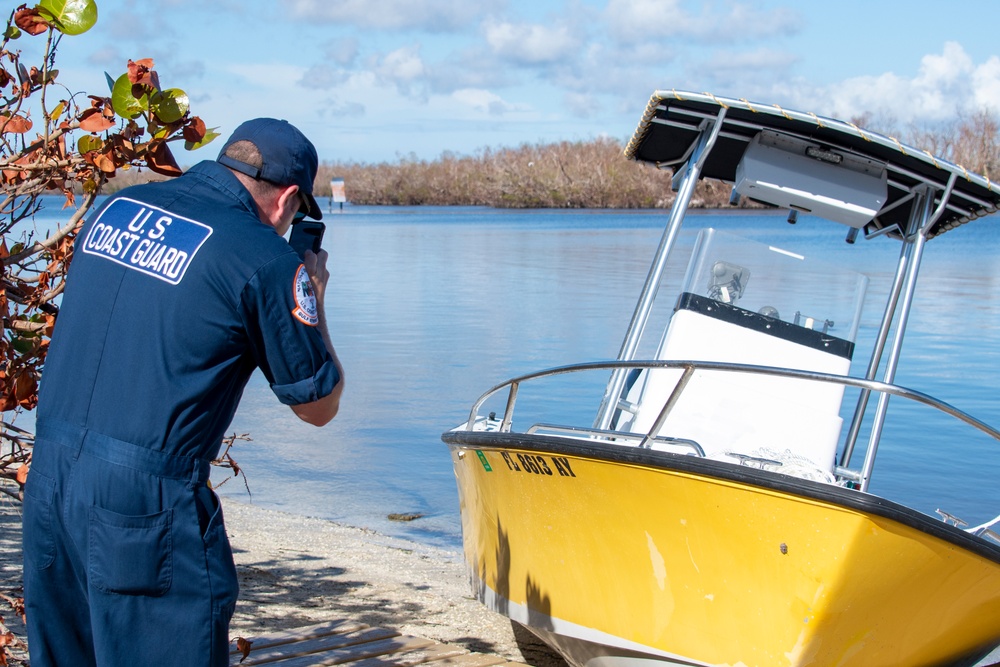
[415,653,508,667]
[233,627,399,666]
[232,620,368,654]
[345,642,473,667]
[250,634,440,667]
[229,620,525,667]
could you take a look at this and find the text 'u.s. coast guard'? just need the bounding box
[82,197,213,285]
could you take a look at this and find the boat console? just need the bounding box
[614,228,868,480]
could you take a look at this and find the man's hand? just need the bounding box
[291,247,344,426]
[303,248,329,304]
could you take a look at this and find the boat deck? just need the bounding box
[228,619,525,667]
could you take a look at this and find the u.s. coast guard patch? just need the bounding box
[81,197,212,285]
[291,264,319,326]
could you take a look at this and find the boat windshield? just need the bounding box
[678,228,868,345]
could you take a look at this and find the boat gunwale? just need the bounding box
[443,428,1000,566]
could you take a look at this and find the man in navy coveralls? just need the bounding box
[21,118,345,666]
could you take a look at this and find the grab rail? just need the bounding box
[524,423,706,457]
[464,359,1000,490]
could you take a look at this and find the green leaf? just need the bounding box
[12,335,36,353]
[111,72,147,120]
[77,134,102,153]
[104,71,115,93]
[185,127,220,150]
[37,0,98,36]
[148,88,189,124]
[4,24,22,40]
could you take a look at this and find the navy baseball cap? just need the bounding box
[217,118,323,220]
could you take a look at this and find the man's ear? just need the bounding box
[277,184,301,216]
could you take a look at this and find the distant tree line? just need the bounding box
[103,111,1000,209]
[313,111,1000,209]
[314,136,731,209]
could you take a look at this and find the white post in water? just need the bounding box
[330,177,346,212]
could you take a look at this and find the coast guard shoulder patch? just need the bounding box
[291,264,319,326]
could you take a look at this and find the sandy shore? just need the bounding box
[223,501,556,664]
[0,488,560,666]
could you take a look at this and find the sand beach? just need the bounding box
[0,487,560,667]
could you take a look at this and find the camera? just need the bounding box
[288,220,325,259]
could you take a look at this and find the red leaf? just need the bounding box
[126,58,155,86]
[183,116,206,143]
[15,464,28,486]
[236,637,253,663]
[13,6,49,36]
[0,114,32,134]
[15,372,38,409]
[146,141,182,177]
[93,149,116,174]
[78,108,115,133]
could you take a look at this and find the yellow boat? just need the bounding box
[443,91,1000,667]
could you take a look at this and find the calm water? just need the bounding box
[15,199,1000,548]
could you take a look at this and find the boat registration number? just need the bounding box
[489,451,577,478]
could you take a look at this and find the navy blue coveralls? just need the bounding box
[21,160,339,667]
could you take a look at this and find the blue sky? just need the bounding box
[18,0,1000,164]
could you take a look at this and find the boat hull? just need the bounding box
[445,431,1000,667]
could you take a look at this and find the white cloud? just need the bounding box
[704,48,799,73]
[766,42,1000,127]
[324,37,360,66]
[484,20,579,65]
[426,50,514,94]
[451,88,530,116]
[299,64,353,90]
[87,46,121,66]
[225,63,309,89]
[605,0,801,42]
[321,98,366,118]
[809,42,982,123]
[290,0,505,31]
[919,41,974,88]
[605,0,690,38]
[563,92,600,118]
[375,45,426,84]
[972,56,1000,112]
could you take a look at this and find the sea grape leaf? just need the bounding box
[127,58,155,86]
[78,107,114,132]
[37,0,98,36]
[111,72,147,120]
[0,114,32,134]
[77,134,102,153]
[183,118,220,150]
[13,7,48,35]
[149,88,189,124]
[146,140,182,177]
